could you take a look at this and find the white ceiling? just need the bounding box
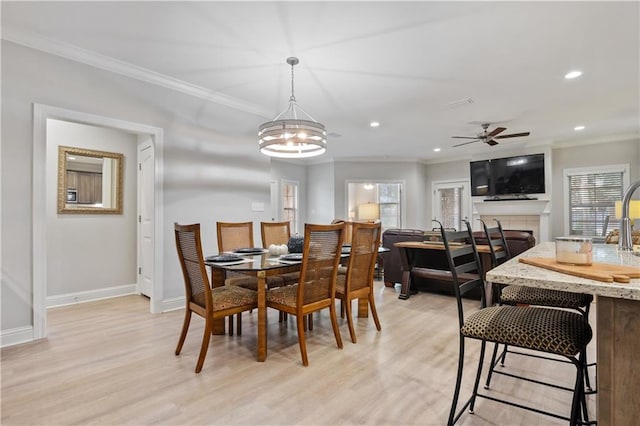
[3,1,639,162]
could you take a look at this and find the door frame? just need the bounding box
[137,137,154,297]
[432,179,471,231]
[32,104,164,340]
[280,179,300,235]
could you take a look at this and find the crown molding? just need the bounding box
[550,132,639,149]
[2,27,272,118]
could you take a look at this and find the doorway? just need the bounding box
[432,179,471,231]
[32,104,164,339]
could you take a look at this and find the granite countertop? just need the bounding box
[486,242,640,300]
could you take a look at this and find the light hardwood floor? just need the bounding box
[1,282,596,425]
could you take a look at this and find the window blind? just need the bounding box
[568,171,623,237]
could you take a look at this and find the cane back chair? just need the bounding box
[174,223,257,373]
[261,220,291,247]
[215,221,258,335]
[266,223,345,366]
[335,221,382,343]
[260,221,300,286]
[260,221,300,322]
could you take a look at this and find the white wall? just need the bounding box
[269,159,308,233]
[46,119,138,296]
[333,161,425,229]
[550,138,640,238]
[1,41,271,333]
[307,162,335,225]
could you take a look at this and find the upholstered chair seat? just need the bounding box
[461,306,592,357]
[500,286,594,311]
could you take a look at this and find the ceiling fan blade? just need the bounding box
[495,132,530,139]
[487,127,507,137]
[451,136,479,139]
[486,139,499,146]
[453,139,480,147]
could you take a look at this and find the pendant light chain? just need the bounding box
[290,61,296,102]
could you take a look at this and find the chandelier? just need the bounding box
[258,57,327,158]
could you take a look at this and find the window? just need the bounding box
[565,165,628,237]
[347,182,403,231]
[282,181,299,235]
[432,180,471,231]
[378,183,402,229]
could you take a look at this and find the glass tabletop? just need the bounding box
[206,253,300,271]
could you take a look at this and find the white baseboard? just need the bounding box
[162,296,185,312]
[4,291,181,347]
[1,326,34,348]
[46,284,137,308]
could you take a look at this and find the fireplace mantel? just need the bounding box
[473,199,550,216]
[472,199,551,242]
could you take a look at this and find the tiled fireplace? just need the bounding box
[472,199,550,243]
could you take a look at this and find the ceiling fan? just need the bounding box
[452,123,530,147]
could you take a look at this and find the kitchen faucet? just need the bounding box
[619,179,640,253]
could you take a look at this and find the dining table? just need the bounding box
[485,242,640,426]
[206,246,390,362]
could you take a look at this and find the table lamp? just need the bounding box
[357,203,379,221]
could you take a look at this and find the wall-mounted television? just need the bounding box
[470,153,545,197]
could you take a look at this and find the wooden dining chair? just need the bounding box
[217,221,255,252]
[331,219,354,245]
[444,220,592,425]
[266,222,345,366]
[215,221,257,335]
[335,221,382,343]
[174,223,257,373]
[260,221,300,323]
[481,219,596,392]
[260,220,291,247]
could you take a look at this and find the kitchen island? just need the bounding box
[486,242,640,426]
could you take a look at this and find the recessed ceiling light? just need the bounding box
[574,125,585,131]
[433,148,441,152]
[370,121,380,127]
[565,70,582,79]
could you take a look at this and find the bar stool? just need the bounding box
[480,220,595,393]
[441,220,593,426]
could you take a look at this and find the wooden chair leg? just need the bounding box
[196,320,213,374]
[175,310,192,355]
[368,293,382,331]
[329,303,343,349]
[340,298,345,318]
[236,313,242,336]
[296,314,309,366]
[308,313,313,331]
[344,298,357,343]
[228,315,234,336]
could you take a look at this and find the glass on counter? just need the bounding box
[555,237,593,265]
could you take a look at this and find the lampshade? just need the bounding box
[357,203,380,221]
[258,57,327,158]
[615,200,640,219]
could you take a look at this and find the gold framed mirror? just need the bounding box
[57,146,124,214]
